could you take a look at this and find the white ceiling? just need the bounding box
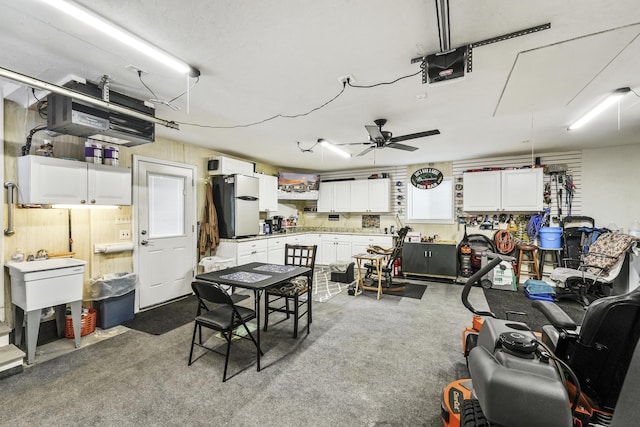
[2,0,640,171]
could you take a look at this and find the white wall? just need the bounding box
[582,144,640,231]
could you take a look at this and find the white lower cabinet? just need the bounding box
[267,236,286,264]
[321,234,352,264]
[351,235,393,257]
[216,239,268,265]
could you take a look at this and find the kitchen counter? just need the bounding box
[220,228,392,242]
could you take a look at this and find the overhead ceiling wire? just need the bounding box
[176,81,347,129]
[175,65,424,130]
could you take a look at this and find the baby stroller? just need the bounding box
[561,216,606,269]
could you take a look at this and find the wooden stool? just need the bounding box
[516,243,541,283]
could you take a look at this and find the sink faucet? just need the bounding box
[36,249,48,259]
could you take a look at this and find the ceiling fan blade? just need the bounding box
[386,142,419,152]
[337,141,371,146]
[390,129,440,142]
[365,125,386,142]
[357,146,375,157]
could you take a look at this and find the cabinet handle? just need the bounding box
[424,251,428,257]
[90,199,96,204]
[80,200,86,204]
[429,251,432,257]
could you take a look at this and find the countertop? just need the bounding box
[220,227,394,242]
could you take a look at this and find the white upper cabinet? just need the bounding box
[255,173,278,212]
[319,179,390,213]
[365,179,390,212]
[463,168,543,212]
[17,155,132,205]
[317,181,351,212]
[501,168,543,211]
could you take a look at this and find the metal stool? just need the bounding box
[516,243,540,283]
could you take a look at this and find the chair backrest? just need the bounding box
[191,280,234,308]
[569,286,640,410]
[383,226,411,269]
[284,244,317,276]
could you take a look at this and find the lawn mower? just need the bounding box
[441,253,640,427]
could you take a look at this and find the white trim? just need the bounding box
[132,155,197,312]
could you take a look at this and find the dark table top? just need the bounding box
[196,262,311,290]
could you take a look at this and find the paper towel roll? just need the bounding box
[94,242,135,254]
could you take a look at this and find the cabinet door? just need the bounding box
[463,171,501,212]
[426,244,457,277]
[402,243,428,274]
[87,163,132,205]
[350,180,369,212]
[317,182,334,212]
[367,179,390,212]
[17,156,87,204]
[257,174,278,212]
[501,168,543,212]
[336,241,352,263]
[321,240,337,264]
[333,181,351,212]
[267,236,286,264]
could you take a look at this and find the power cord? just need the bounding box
[175,63,425,130]
[176,81,348,129]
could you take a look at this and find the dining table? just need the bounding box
[195,261,311,371]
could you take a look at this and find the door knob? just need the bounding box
[141,240,149,246]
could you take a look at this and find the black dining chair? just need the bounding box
[188,280,261,382]
[264,244,317,338]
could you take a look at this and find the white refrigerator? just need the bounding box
[212,174,259,238]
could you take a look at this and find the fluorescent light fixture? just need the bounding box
[41,0,200,77]
[568,87,630,130]
[51,204,119,209]
[319,139,351,158]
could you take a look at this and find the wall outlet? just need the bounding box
[116,215,131,224]
[119,230,131,240]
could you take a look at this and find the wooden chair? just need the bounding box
[263,244,317,338]
[188,280,261,382]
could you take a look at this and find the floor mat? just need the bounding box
[382,283,428,300]
[122,295,197,335]
[313,266,351,302]
[483,287,585,333]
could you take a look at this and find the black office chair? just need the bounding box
[264,244,317,338]
[188,280,261,382]
[534,285,640,412]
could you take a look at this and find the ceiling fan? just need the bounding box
[342,119,440,157]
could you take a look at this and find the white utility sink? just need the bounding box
[6,257,86,274]
[6,257,87,364]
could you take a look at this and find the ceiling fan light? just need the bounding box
[319,140,351,158]
[568,87,630,130]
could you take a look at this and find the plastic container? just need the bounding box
[539,226,562,249]
[93,290,135,329]
[65,307,96,338]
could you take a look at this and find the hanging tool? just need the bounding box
[564,175,576,216]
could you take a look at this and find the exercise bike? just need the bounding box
[441,253,640,427]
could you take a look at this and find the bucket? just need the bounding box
[539,227,562,249]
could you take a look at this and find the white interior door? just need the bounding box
[134,156,196,309]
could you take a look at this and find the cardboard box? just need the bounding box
[490,261,517,291]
